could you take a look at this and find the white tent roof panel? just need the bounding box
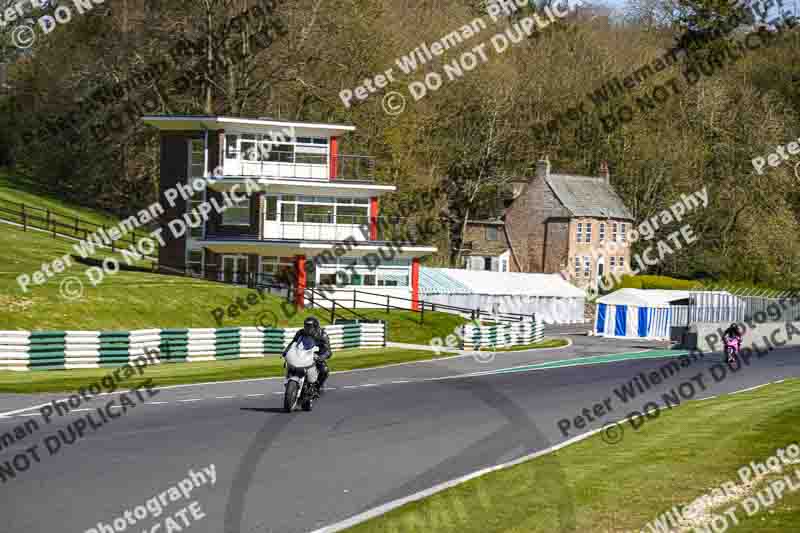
[420,268,584,298]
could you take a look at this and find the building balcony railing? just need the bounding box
[220,152,376,182]
[203,215,428,244]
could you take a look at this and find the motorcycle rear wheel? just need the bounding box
[284,381,300,412]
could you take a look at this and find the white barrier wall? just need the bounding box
[690,321,800,353]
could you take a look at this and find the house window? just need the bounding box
[260,256,295,284]
[276,195,368,224]
[583,256,591,277]
[187,249,204,277]
[618,256,625,272]
[317,256,409,287]
[484,257,492,271]
[265,196,278,221]
[599,223,605,243]
[574,257,580,277]
[576,223,583,243]
[223,195,251,226]
[612,223,618,242]
[224,134,328,165]
[585,223,592,243]
[621,223,627,243]
[501,259,508,272]
[486,226,499,241]
[610,256,616,271]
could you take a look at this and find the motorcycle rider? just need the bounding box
[722,323,743,363]
[283,316,331,393]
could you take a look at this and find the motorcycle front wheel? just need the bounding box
[284,381,300,412]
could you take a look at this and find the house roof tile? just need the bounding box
[545,174,634,220]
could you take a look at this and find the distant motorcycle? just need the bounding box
[283,343,320,412]
[724,334,741,369]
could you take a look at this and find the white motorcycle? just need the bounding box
[283,343,320,412]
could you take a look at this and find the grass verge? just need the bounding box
[0,347,443,393]
[347,379,800,533]
[0,226,465,343]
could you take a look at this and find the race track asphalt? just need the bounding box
[0,335,797,533]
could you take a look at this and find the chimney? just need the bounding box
[536,155,551,180]
[599,160,610,184]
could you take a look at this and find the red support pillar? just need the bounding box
[411,258,420,311]
[369,197,379,240]
[295,255,306,310]
[329,137,338,180]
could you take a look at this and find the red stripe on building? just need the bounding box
[329,137,338,180]
[411,258,420,311]
[295,255,306,310]
[369,197,379,240]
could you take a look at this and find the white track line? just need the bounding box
[178,399,202,403]
[215,396,235,399]
[730,384,767,395]
[246,394,265,397]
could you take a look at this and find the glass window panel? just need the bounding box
[313,137,327,144]
[363,274,377,286]
[336,198,352,204]
[315,196,335,204]
[295,153,327,165]
[241,142,259,161]
[282,195,296,202]
[336,205,368,225]
[281,203,296,222]
[265,196,278,221]
[296,137,312,144]
[295,145,327,154]
[267,144,293,163]
[319,273,337,285]
[298,204,334,223]
[353,198,369,205]
[222,197,250,226]
[225,135,238,159]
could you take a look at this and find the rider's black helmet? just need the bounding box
[303,316,320,336]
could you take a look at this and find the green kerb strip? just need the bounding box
[489,349,691,375]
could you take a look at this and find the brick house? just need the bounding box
[464,157,634,292]
[459,219,512,272]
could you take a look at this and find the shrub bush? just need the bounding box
[611,275,702,291]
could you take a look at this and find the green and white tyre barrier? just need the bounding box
[0,322,386,371]
[461,321,544,350]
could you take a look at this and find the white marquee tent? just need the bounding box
[419,268,586,323]
[594,289,744,339]
[594,289,687,340]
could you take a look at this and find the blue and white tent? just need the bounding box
[594,289,690,340]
